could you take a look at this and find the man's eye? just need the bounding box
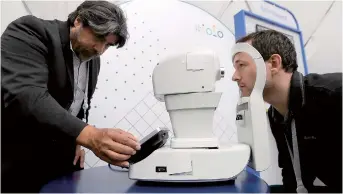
[95,35,105,42]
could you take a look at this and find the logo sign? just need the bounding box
[247,1,297,29]
[195,24,224,39]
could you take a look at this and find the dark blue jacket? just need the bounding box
[268,71,342,193]
[1,15,101,192]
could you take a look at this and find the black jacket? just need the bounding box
[268,71,342,193]
[1,15,100,192]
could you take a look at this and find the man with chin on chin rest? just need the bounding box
[231,30,342,193]
[1,1,141,193]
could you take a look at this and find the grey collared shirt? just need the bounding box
[68,43,89,117]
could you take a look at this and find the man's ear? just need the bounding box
[74,16,82,27]
[269,54,282,75]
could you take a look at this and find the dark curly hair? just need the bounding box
[68,0,129,48]
[236,30,298,72]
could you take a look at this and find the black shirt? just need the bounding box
[268,71,342,193]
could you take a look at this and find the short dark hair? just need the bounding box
[236,30,297,72]
[68,0,129,48]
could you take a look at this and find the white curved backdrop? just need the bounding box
[86,0,239,168]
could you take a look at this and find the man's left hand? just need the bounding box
[74,145,85,168]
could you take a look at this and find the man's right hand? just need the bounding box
[76,125,141,168]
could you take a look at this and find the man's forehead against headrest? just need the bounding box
[231,42,262,62]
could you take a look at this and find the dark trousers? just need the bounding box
[270,185,341,193]
[1,141,83,193]
[1,160,83,193]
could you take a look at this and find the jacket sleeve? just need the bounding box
[1,15,87,138]
[267,108,297,192]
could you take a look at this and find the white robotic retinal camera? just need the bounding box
[128,46,270,182]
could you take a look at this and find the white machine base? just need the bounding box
[128,143,251,182]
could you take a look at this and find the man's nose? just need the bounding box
[232,70,240,82]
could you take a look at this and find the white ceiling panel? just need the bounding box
[220,0,250,35]
[272,0,335,44]
[25,1,70,20]
[1,1,29,34]
[181,1,232,18]
[305,0,342,73]
[25,0,130,21]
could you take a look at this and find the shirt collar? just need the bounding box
[70,41,74,53]
[288,71,306,114]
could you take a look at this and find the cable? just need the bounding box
[108,163,129,172]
